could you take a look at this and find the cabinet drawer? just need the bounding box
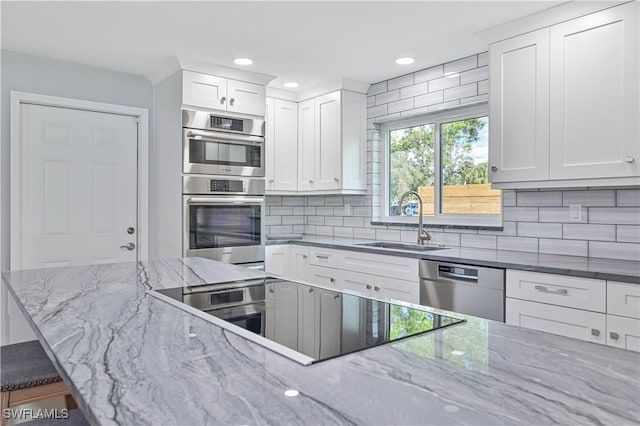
[506,298,606,344]
[338,251,418,281]
[309,248,339,268]
[607,314,640,352]
[607,281,640,319]
[338,270,374,297]
[506,270,605,312]
[307,265,338,288]
[373,276,419,305]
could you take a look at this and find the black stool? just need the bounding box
[1,341,86,426]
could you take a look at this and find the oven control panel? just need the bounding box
[210,179,244,192]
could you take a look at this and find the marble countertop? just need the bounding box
[267,235,640,283]
[3,257,639,425]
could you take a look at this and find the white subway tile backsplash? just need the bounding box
[376,229,401,241]
[367,81,387,96]
[375,90,400,105]
[444,83,477,102]
[478,80,489,95]
[539,239,588,257]
[367,104,388,118]
[367,96,376,108]
[517,191,562,207]
[518,222,562,238]
[563,190,615,207]
[429,75,460,92]
[502,191,516,207]
[428,100,460,111]
[325,216,344,226]
[388,74,414,91]
[282,197,305,206]
[497,236,538,253]
[270,206,293,216]
[306,197,324,206]
[460,66,488,85]
[589,241,640,261]
[266,216,281,226]
[563,224,616,241]
[444,55,478,74]
[388,98,415,114]
[343,217,365,227]
[589,208,640,225]
[617,189,640,207]
[459,94,489,105]
[461,234,497,249]
[333,227,354,238]
[429,232,461,247]
[503,207,538,222]
[617,225,640,243]
[315,226,333,236]
[414,65,443,83]
[479,221,517,236]
[282,216,304,225]
[400,81,429,99]
[316,207,334,216]
[400,106,429,118]
[478,52,488,67]
[354,228,376,240]
[269,225,293,235]
[414,91,444,108]
[539,207,588,223]
[307,216,325,225]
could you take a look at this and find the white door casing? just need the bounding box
[5,91,149,344]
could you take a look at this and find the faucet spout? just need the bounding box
[397,190,431,245]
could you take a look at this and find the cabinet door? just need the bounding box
[316,288,342,359]
[291,245,310,282]
[265,245,289,277]
[269,280,299,349]
[226,79,266,117]
[314,91,342,190]
[341,91,367,190]
[549,3,639,179]
[607,281,640,319]
[297,284,318,358]
[297,99,315,191]
[265,97,276,191]
[182,71,227,111]
[489,28,549,182]
[374,276,420,304]
[307,265,338,288]
[606,314,640,352]
[274,99,298,191]
[338,269,374,297]
[506,298,606,344]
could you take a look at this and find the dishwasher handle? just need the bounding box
[437,265,479,282]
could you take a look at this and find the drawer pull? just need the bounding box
[591,329,600,337]
[330,278,335,283]
[610,332,620,340]
[366,285,372,290]
[374,286,380,291]
[534,285,568,295]
[302,254,308,259]
[316,255,329,260]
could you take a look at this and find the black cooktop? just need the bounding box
[153,277,464,364]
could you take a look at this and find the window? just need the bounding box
[382,105,501,226]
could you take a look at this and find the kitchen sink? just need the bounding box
[354,242,446,251]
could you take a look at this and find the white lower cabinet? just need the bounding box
[338,269,419,304]
[506,298,606,345]
[307,265,338,288]
[606,314,640,352]
[265,245,290,276]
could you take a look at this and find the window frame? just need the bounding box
[379,103,502,227]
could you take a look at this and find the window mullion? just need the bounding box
[433,121,442,218]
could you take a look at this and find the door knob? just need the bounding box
[229,98,235,106]
[127,227,135,235]
[491,166,498,172]
[120,242,136,251]
[220,96,226,104]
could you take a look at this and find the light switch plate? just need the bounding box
[569,204,582,222]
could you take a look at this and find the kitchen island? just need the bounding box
[3,258,639,425]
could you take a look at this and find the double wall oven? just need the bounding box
[182,108,266,268]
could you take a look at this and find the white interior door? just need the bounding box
[16,104,139,270]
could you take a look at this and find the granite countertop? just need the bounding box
[267,235,640,283]
[3,257,639,425]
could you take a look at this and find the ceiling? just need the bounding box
[1,1,563,91]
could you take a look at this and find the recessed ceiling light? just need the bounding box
[283,82,299,89]
[233,58,253,66]
[284,389,299,397]
[395,57,415,65]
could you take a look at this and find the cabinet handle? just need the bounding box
[374,286,380,291]
[269,288,275,294]
[269,179,274,183]
[366,285,372,290]
[330,278,335,283]
[308,288,314,293]
[334,294,340,299]
[624,156,635,163]
[302,254,308,259]
[534,285,568,295]
[610,331,620,340]
[316,255,329,260]
[308,179,314,184]
[220,96,226,104]
[490,166,498,172]
[230,98,235,106]
[334,177,340,182]
[591,329,600,337]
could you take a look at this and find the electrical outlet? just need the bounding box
[569,204,582,222]
[344,204,352,216]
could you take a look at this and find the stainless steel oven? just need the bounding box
[183,108,265,177]
[183,176,265,266]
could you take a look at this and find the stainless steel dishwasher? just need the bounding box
[419,261,505,322]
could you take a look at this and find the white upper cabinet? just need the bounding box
[489,2,640,187]
[266,97,298,191]
[314,92,342,190]
[549,3,639,180]
[182,70,266,117]
[297,98,316,191]
[489,28,549,183]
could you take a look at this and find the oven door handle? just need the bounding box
[186,129,264,145]
[186,196,266,205]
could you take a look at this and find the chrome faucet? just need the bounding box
[398,190,431,245]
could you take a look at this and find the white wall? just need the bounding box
[0,50,153,344]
